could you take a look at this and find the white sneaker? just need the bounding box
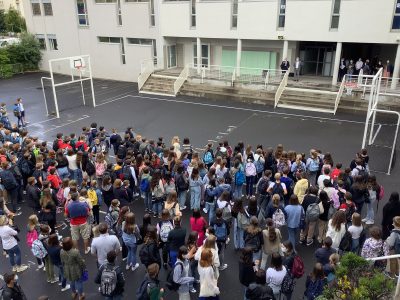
[190,287,197,293]
[202,208,208,214]
[180,206,187,211]
[125,264,131,270]
[50,278,58,284]
[61,284,70,292]
[16,265,28,273]
[84,247,91,254]
[366,220,375,225]
[132,263,139,271]
[12,266,17,272]
[362,218,367,222]
[38,263,44,269]
[218,264,228,271]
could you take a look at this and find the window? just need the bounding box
[121,38,126,64]
[152,39,157,57]
[117,0,122,25]
[231,0,238,29]
[36,34,46,50]
[149,0,155,26]
[77,0,89,26]
[278,0,286,28]
[42,1,53,16]
[330,0,340,29]
[31,2,41,15]
[127,38,153,45]
[48,35,58,50]
[193,44,209,67]
[125,0,149,2]
[95,0,116,3]
[98,36,121,43]
[190,0,196,28]
[393,0,400,30]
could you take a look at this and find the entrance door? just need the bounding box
[301,46,334,76]
[167,45,177,68]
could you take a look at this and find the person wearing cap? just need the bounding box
[0,215,28,273]
[386,216,400,276]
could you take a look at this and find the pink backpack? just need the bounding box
[379,185,385,200]
[26,229,38,248]
[96,162,106,177]
[56,188,65,206]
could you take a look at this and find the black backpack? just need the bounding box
[257,178,269,195]
[122,166,132,181]
[271,182,284,199]
[0,171,17,190]
[86,160,95,176]
[339,230,352,252]
[139,244,151,266]
[166,262,183,291]
[176,174,188,191]
[52,139,59,152]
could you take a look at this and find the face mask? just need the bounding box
[205,232,209,238]
[281,245,287,253]
[14,274,19,283]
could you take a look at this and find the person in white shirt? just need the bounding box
[294,57,302,81]
[266,252,287,298]
[355,58,364,75]
[317,167,331,190]
[348,213,364,254]
[16,98,28,126]
[91,222,120,266]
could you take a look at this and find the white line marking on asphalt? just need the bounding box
[218,132,228,135]
[371,124,382,144]
[100,210,107,214]
[208,140,217,143]
[26,116,59,127]
[38,115,90,134]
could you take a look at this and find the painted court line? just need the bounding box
[38,115,90,134]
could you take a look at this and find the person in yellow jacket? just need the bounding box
[294,172,309,204]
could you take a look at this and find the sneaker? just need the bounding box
[190,287,197,293]
[50,278,58,284]
[226,237,230,245]
[218,264,228,271]
[38,263,44,269]
[365,220,375,225]
[362,218,367,222]
[14,211,22,216]
[12,266,17,272]
[122,257,127,261]
[126,264,131,270]
[306,240,314,246]
[131,263,139,271]
[61,284,70,292]
[58,281,62,286]
[84,247,91,254]
[145,208,149,212]
[16,265,28,273]
[180,206,187,211]
[202,208,208,214]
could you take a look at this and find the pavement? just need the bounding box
[0,72,399,299]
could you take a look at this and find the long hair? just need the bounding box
[144,225,158,245]
[331,210,346,231]
[117,206,130,225]
[124,212,136,234]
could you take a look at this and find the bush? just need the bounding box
[321,252,395,300]
[7,32,42,71]
[0,48,13,78]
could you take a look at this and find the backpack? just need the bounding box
[337,190,346,204]
[222,203,232,223]
[139,244,151,266]
[140,177,150,192]
[213,222,227,242]
[26,229,38,248]
[339,230,352,252]
[121,166,132,181]
[168,202,178,219]
[271,183,284,200]
[392,230,400,254]
[153,184,165,199]
[0,171,17,190]
[86,160,95,176]
[88,189,98,206]
[245,162,256,176]
[305,278,325,300]
[309,158,320,172]
[105,212,118,235]
[306,203,320,222]
[291,255,305,279]
[100,265,118,296]
[31,239,47,259]
[272,208,286,228]
[52,139,60,152]
[166,261,183,291]
[257,178,269,195]
[281,271,296,294]
[176,174,188,191]
[13,106,20,117]
[254,158,264,174]
[159,221,174,243]
[327,202,337,220]
[136,278,151,300]
[96,162,106,177]
[235,169,245,186]
[203,151,214,165]
[56,188,66,207]
[245,232,261,252]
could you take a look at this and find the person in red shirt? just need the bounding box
[74,135,89,152]
[47,168,61,189]
[190,209,208,247]
[331,163,342,182]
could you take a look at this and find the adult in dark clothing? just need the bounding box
[382,192,400,239]
[282,240,296,272]
[140,225,161,268]
[112,179,130,207]
[26,176,41,212]
[95,250,125,299]
[109,129,122,156]
[349,176,368,215]
[101,175,114,208]
[2,273,27,300]
[0,161,19,212]
[238,247,256,294]
[17,152,34,189]
[317,191,331,244]
[246,269,275,300]
[280,59,290,72]
[315,237,336,266]
[47,234,69,291]
[139,213,152,240]
[167,216,187,267]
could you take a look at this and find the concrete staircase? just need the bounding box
[140,74,177,96]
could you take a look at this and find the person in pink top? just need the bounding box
[190,209,208,247]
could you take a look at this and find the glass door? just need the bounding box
[167,45,177,69]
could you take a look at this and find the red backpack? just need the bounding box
[291,255,305,279]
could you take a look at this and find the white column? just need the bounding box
[197,37,201,75]
[236,39,242,76]
[332,42,342,86]
[282,40,288,62]
[391,43,400,89]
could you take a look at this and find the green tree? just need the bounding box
[0,10,6,33]
[0,48,13,78]
[4,8,26,33]
[7,33,42,70]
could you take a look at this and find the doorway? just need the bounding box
[167,45,177,68]
[299,45,335,76]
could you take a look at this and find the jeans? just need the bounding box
[152,201,163,216]
[366,198,376,222]
[245,176,255,196]
[7,244,21,267]
[287,227,299,252]
[55,264,67,288]
[217,242,226,265]
[355,202,364,215]
[307,171,317,187]
[70,279,84,296]
[178,190,187,208]
[126,243,137,267]
[190,187,201,210]
[44,255,55,281]
[233,219,245,249]
[233,184,243,199]
[76,169,83,187]
[57,167,70,180]
[169,250,178,267]
[1,116,11,129]
[143,191,152,211]
[206,202,216,224]
[69,169,79,182]
[252,250,261,262]
[7,187,18,212]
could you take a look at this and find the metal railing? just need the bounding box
[366,254,400,297]
[235,67,284,87]
[138,58,155,91]
[380,77,400,96]
[334,75,346,115]
[140,57,160,73]
[274,71,289,108]
[173,65,189,95]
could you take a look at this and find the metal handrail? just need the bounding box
[334,75,346,115]
[366,254,400,297]
[138,59,155,91]
[173,65,189,95]
[274,71,288,108]
[231,68,236,86]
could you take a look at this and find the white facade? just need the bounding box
[0,0,24,15]
[22,0,400,83]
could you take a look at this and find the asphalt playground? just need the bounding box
[0,72,399,299]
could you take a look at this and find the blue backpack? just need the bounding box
[309,158,320,172]
[235,169,245,186]
[203,151,214,165]
[213,222,227,242]
[140,177,150,192]
[254,158,264,174]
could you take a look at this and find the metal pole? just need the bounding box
[369,71,383,145]
[79,69,86,106]
[41,77,49,116]
[389,113,400,175]
[88,56,96,107]
[362,82,375,148]
[49,62,60,118]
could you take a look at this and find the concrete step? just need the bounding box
[285,87,337,95]
[280,95,336,106]
[277,103,335,114]
[279,99,335,110]
[181,84,275,98]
